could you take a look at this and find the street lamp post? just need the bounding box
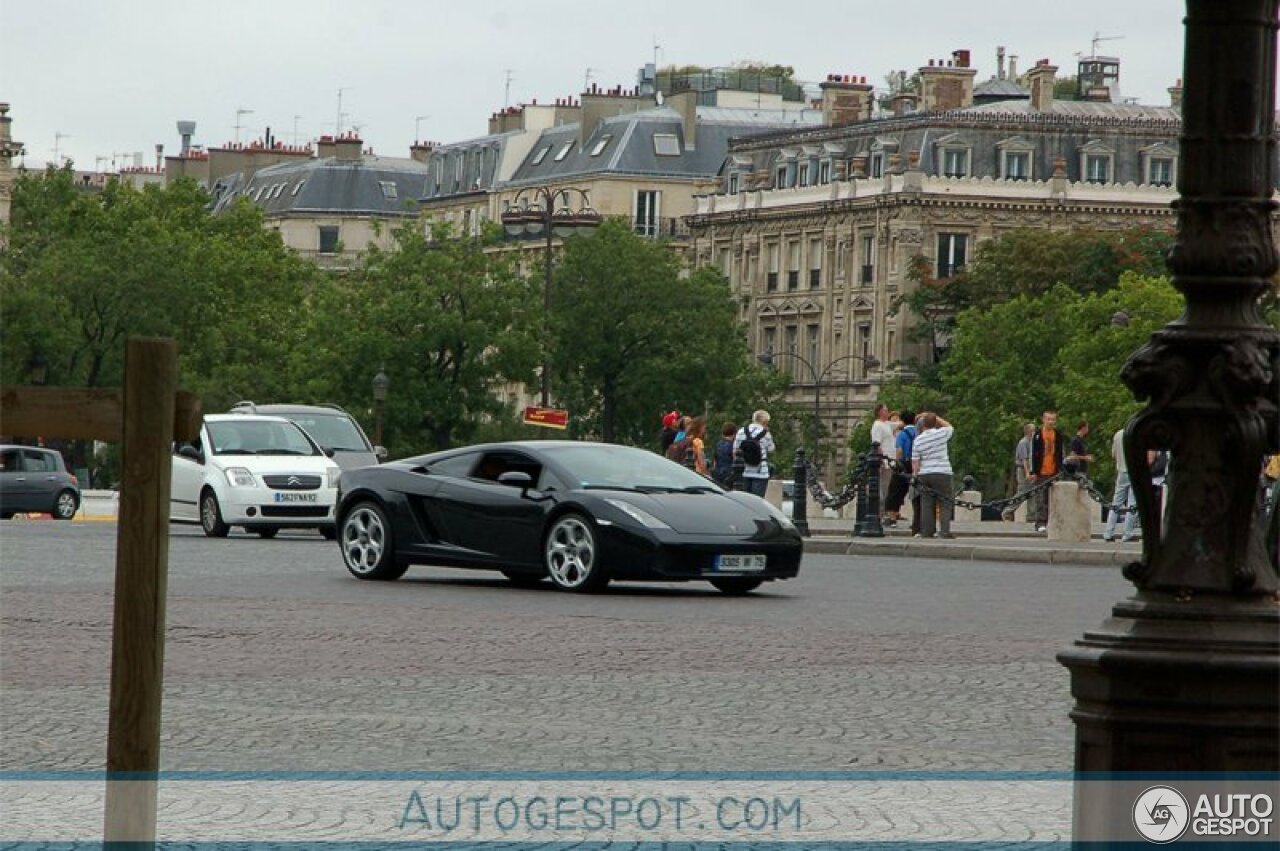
[501,187,601,407]
[757,349,880,461]
[371,369,389,448]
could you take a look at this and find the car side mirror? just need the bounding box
[497,471,533,491]
[374,445,389,461]
[323,446,336,458]
[178,445,203,464]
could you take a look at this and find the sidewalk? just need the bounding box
[802,516,1143,566]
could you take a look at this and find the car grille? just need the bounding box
[260,505,329,518]
[263,475,321,490]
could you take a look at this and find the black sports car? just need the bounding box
[334,441,802,593]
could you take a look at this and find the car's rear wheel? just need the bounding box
[501,569,545,588]
[545,513,609,592]
[256,526,279,539]
[341,501,407,581]
[200,490,229,538]
[710,578,764,595]
[52,489,79,520]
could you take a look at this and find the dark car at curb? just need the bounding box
[334,441,803,594]
[0,445,81,520]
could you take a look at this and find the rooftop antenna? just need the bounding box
[1089,31,1124,57]
[233,107,254,143]
[291,115,303,146]
[52,131,70,165]
[503,69,514,108]
[415,115,430,143]
[336,88,350,135]
[584,67,596,91]
[652,37,662,70]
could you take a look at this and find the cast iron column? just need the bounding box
[1059,0,1280,836]
[855,451,885,537]
[791,449,810,537]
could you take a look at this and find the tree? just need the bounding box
[297,221,538,455]
[549,219,763,445]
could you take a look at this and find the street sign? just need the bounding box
[523,406,569,430]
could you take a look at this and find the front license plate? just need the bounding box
[273,492,318,503]
[715,553,766,572]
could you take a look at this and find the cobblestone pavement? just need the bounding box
[1,522,1131,777]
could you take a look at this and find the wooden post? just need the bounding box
[103,338,178,847]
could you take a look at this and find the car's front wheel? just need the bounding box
[545,513,609,592]
[52,489,79,520]
[710,578,764,595]
[340,501,407,581]
[200,490,229,537]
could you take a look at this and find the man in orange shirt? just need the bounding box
[1028,408,1066,533]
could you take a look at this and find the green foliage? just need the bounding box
[297,221,538,455]
[549,218,766,445]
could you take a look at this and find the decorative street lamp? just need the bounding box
[501,186,601,407]
[371,368,389,449]
[1058,0,1278,826]
[757,349,880,460]
[27,353,48,386]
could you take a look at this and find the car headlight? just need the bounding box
[604,498,670,529]
[225,467,256,488]
[760,499,797,530]
[327,468,341,489]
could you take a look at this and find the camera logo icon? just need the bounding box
[1133,786,1190,843]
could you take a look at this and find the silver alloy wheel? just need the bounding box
[53,490,78,519]
[200,494,219,531]
[545,515,596,588]
[342,505,386,575]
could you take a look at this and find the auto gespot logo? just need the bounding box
[1133,786,1275,842]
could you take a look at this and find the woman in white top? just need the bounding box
[911,412,955,538]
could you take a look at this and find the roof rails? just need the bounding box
[318,403,350,414]
[230,400,257,414]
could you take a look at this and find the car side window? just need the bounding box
[24,450,56,472]
[472,451,542,485]
[427,452,479,479]
[0,449,22,472]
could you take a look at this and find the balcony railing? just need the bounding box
[860,264,874,285]
[632,217,690,239]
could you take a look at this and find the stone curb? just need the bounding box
[803,535,1140,567]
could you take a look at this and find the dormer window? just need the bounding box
[818,160,831,184]
[554,140,574,161]
[942,149,969,177]
[728,173,740,195]
[530,145,552,166]
[1139,142,1178,187]
[775,165,788,188]
[1148,158,1173,186]
[797,162,810,186]
[996,136,1035,181]
[1079,140,1116,184]
[653,133,680,156]
[379,181,398,200]
[590,135,612,157]
[870,152,884,178]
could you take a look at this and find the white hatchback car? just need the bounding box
[170,414,341,538]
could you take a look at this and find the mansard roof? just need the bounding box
[210,155,429,217]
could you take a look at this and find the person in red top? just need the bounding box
[1028,408,1066,532]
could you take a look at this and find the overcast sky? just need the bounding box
[3,1,1206,171]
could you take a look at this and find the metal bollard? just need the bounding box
[791,449,810,537]
[731,455,745,491]
[855,451,885,537]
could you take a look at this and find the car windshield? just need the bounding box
[281,413,370,452]
[207,420,320,456]
[543,444,722,493]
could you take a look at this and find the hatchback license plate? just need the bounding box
[715,553,766,572]
[273,492,318,503]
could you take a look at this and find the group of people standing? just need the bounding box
[871,405,957,538]
[659,409,775,496]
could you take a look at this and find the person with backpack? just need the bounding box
[883,409,916,528]
[711,421,738,487]
[733,410,775,497]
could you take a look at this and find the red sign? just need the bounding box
[522,406,569,430]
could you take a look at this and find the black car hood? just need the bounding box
[594,490,774,536]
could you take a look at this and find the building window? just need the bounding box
[318,225,340,254]
[718,246,731,277]
[1085,154,1111,183]
[858,324,873,372]
[379,181,398,200]
[942,148,968,178]
[1003,151,1030,180]
[455,155,464,182]
[653,133,680,156]
[797,163,809,186]
[936,233,968,279]
[728,173,739,195]
[818,160,831,184]
[763,327,777,360]
[787,241,800,290]
[860,234,875,285]
[634,190,660,237]
[1148,157,1173,186]
[590,135,612,156]
[530,145,552,166]
[775,165,788,188]
[809,237,822,289]
[766,242,779,292]
[554,140,574,161]
[870,153,884,178]
[785,326,799,377]
[807,324,820,373]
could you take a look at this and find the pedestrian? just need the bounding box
[869,403,896,504]
[1004,422,1035,521]
[1066,420,1095,475]
[1029,408,1066,533]
[883,409,916,527]
[911,412,955,539]
[685,416,710,477]
[660,411,680,455]
[711,421,738,487]
[733,410,775,498]
[1102,427,1139,543]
